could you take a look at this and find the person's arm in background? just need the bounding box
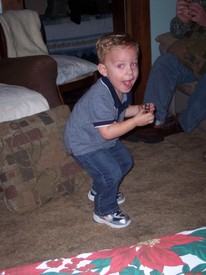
[170,0,193,38]
[170,0,206,38]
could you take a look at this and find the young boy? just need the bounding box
[64,33,155,228]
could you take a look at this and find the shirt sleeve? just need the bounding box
[170,16,193,38]
[91,93,117,128]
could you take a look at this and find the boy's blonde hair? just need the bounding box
[96,32,139,64]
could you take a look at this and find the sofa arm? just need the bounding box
[155,32,178,55]
[0,55,62,108]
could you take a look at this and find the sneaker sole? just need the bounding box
[88,192,125,205]
[93,213,131,229]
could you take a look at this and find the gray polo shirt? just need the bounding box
[64,77,132,156]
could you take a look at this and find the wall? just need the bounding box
[150,0,176,63]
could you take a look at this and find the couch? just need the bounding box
[0,9,98,110]
[155,32,206,132]
[0,56,91,214]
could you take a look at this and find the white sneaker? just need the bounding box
[88,187,125,204]
[93,210,131,228]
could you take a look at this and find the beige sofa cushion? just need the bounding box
[156,29,206,79]
[155,32,178,54]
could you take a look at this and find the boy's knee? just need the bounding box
[111,167,123,184]
[125,155,134,173]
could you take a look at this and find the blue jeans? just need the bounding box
[144,53,206,132]
[73,140,133,216]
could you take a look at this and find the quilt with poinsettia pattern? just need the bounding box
[1,227,206,275]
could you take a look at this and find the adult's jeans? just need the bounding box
[144,53,206,132]
[73,140,133,216]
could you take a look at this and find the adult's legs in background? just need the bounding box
[179,73,206,132]
[144,53,196,126]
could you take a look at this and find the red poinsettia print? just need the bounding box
[87,234,203,274]
[46,259,64,268]
[88,245,137,274]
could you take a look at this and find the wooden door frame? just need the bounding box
[112,0,151,104]
[126,0,151,104]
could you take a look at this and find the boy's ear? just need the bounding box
[98,63,107,76]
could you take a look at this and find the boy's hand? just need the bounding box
[133,105,154,127]
[141,102,155,113]
[98,102,155,140]
[125,102,155,117]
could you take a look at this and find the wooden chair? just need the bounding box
[0,10,98,109]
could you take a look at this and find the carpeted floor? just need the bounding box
[1,129,206,270]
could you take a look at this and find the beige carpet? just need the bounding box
[1,129,206,270]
